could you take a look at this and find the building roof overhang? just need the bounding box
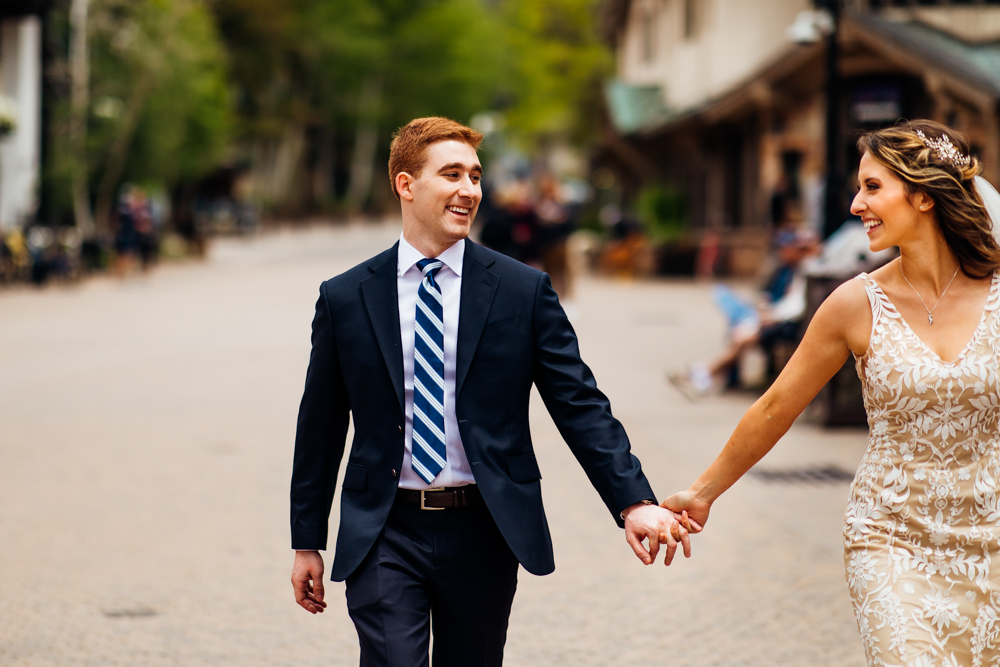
[608,11,1000,139]
[844,13,1000,110]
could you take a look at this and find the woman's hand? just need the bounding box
[662,490,711,533]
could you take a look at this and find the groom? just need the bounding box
[290,116,687,666]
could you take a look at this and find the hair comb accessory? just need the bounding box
[915,129,971,168]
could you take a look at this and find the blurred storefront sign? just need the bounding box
[849,84,903,124]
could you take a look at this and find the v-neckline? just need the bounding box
[867,270,999,366]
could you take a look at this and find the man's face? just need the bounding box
[401,140,482,249]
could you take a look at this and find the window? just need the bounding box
[642,3,658,63]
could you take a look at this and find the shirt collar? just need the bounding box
[398,234,465,277]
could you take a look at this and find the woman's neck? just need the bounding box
[898,234,962,293]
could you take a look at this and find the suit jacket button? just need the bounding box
[397,425,403,434]
[392,469,397,478]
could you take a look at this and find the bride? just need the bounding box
[665,119,1000,666]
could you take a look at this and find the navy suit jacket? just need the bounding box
[290,240,656,581]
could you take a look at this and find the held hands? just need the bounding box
[624,491,712,566]
[291,550,328,614]
[623,502,692,566]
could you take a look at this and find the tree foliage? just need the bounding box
[501,0,613,144]
[214,0,504,132]
[45,0,612,225]
[45,0,231,229]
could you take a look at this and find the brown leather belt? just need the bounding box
[396,485,483,510]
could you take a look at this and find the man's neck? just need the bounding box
[401,231,461,259]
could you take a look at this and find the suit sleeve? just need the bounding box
[290,282,351,549]
[531,273,655,527]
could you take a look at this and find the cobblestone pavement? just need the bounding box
[0,222,869,666]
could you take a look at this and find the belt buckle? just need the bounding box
[420,487,446,511]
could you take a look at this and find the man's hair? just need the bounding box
[388,117,483,200]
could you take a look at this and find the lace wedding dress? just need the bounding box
[846,271,1000,667]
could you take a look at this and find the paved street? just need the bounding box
[0,222,869,666]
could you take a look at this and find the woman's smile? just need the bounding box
[863,217,883,234]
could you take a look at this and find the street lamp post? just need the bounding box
[787,2,842,238]
[820,0,842,239]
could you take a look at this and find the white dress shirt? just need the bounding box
[397,234,475,489]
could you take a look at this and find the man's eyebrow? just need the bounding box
[437,162,483,173]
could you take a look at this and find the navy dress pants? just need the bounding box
[345,497,519,667]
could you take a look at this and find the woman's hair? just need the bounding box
[857,119,1000,278]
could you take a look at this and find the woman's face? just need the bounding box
[850,151,928,253]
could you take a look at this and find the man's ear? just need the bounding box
[396,172,415,201]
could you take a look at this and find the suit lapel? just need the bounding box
[360,243,405,415]
[456,242,499,398]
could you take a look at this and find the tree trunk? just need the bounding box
[271,123,307,213]
[311,127,335,206]
[69,0,93,235]
[92,73,154,232]
[346,75,383,211]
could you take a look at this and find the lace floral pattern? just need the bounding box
[847,272,1000,667]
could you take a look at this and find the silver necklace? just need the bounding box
[898,258,960,325]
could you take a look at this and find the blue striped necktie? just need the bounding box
[411,258,447,484]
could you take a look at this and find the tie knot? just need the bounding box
[417,258,443,278]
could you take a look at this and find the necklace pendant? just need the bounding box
[928,314,934,325]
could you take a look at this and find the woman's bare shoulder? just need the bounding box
[808,275,874,355]
[821,275,872,318]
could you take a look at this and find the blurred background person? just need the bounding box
[132,188,160,272]
[597,203,650,278]
[479,174,538,265]
[0,229,11,282]
[113,186,140,279]
[479,169,584,309]
[535,175,577,301]
[669,229,819,400]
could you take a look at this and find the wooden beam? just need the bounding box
[841,19,997,110]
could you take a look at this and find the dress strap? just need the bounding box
[855,271,901,327]
[984,270,1000,314]
[855,272,879,314]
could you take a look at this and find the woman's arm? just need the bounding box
[665,278,872,531]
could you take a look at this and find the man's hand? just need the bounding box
[623,502,691,566]
[291,550,328,614]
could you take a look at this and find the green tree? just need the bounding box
[500,0,612,146]
[86,0,232,228]
[212,0,505,212]
[211,0,382,211]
